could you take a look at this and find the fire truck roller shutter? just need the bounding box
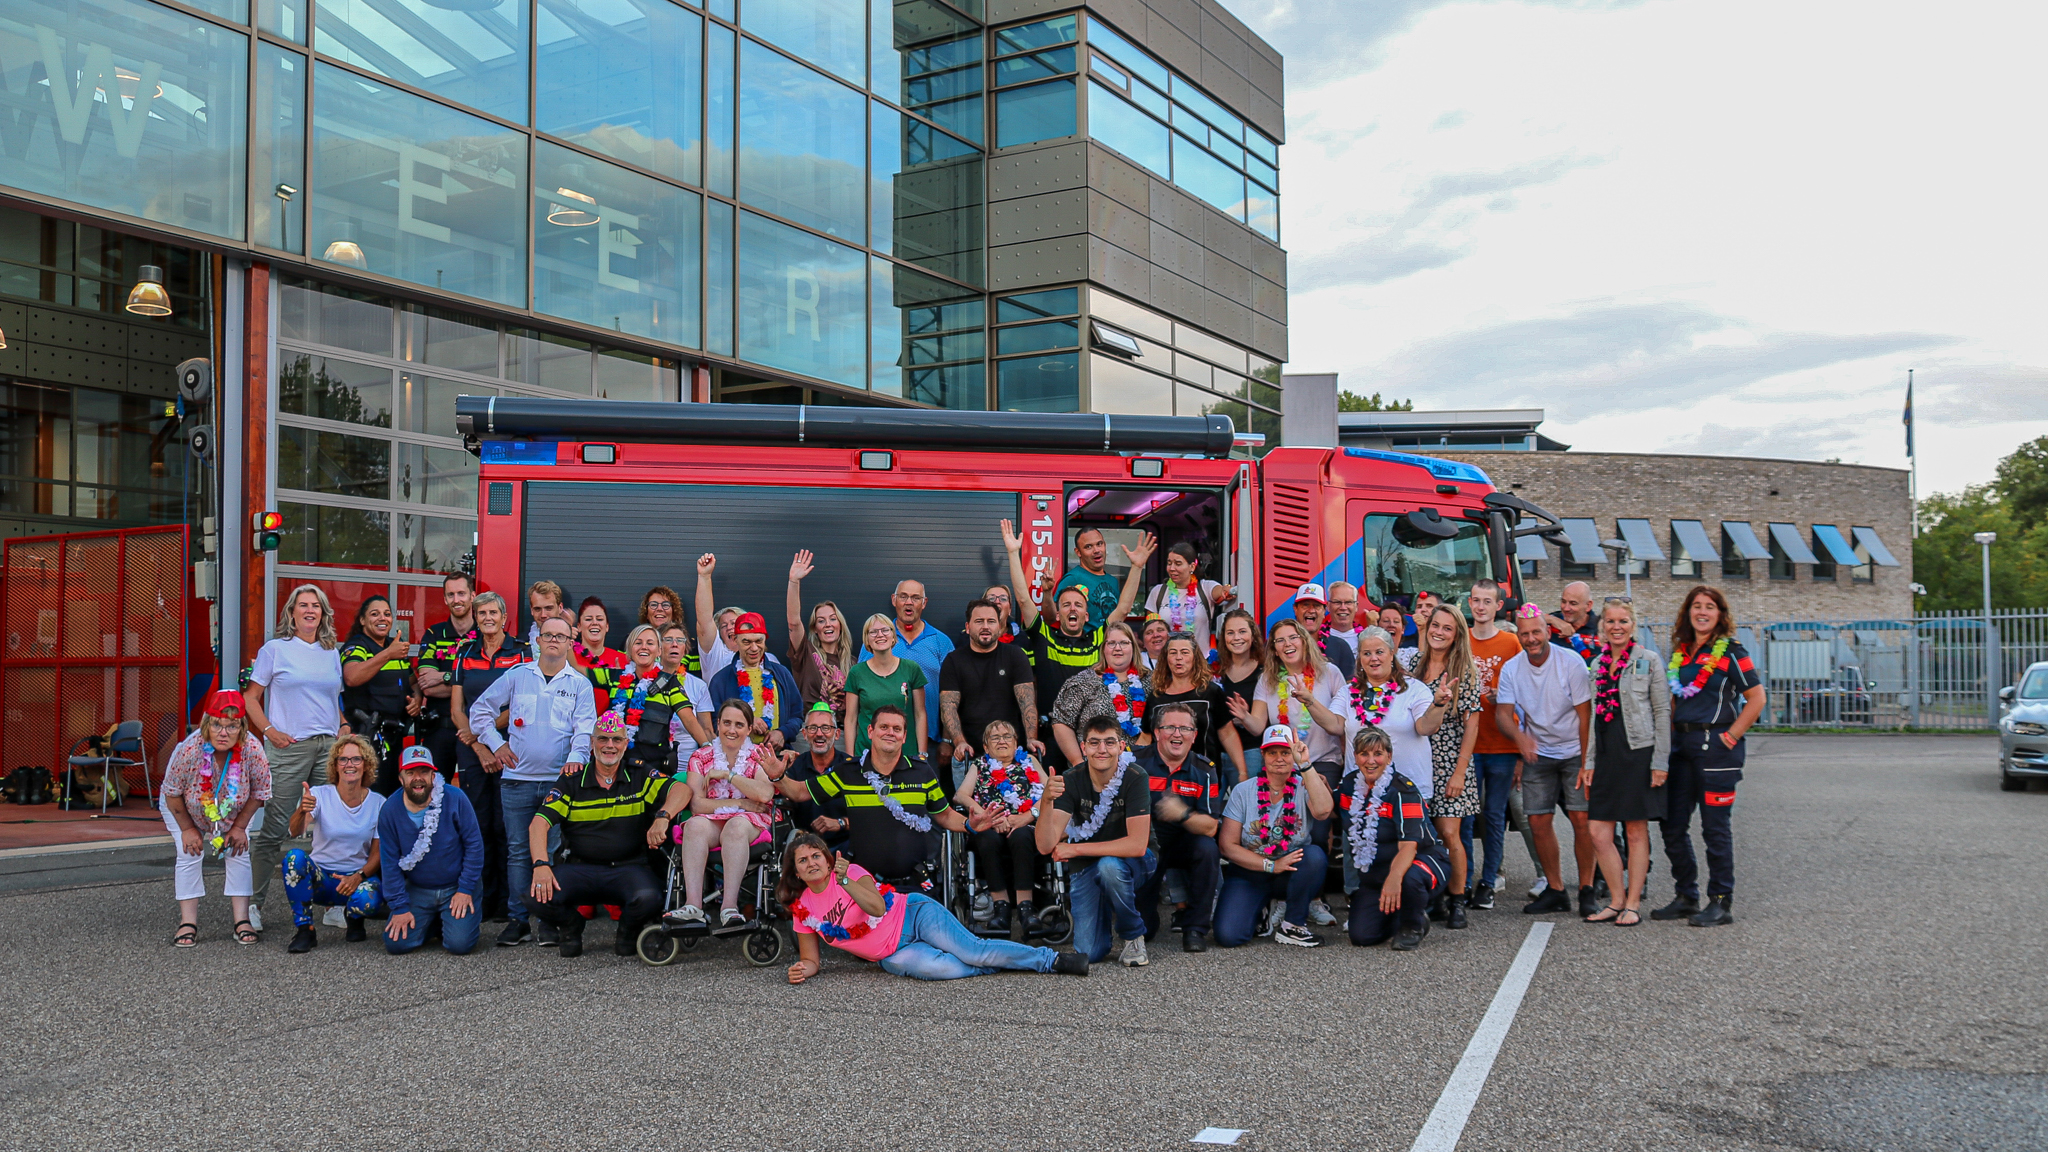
[456,397,1237,458]
[520,482,1019,652]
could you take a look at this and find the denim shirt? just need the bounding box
[1587,643,1671,776]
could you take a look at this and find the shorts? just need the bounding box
[1521,754,1587,815]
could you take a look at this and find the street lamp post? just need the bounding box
[1974,531,1998,725]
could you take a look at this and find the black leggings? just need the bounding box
[971,826,1042,898]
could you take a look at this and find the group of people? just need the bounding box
[160,519,1763,981]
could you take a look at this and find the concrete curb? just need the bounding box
[0,835,173,877]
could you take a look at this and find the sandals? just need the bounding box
[1583,905,1621,924]
[172,923,198,948]
[1614,907,1642,927]
[233,919,260,945]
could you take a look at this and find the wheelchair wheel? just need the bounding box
[636,924,683,966]
[743,926,787,967]
[1037,904,1073,946]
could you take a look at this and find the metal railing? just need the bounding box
[1730,609,2048,730]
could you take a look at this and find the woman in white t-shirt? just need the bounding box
[1240,619,1351,769]
[281,734,386,952]
[1347,627,1446,801]
[244,584,347,925]
[1141,541,1234,656]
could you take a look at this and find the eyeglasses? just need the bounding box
[593,734,628,743]
[1156,725,1196,735]
[335,755,366,766]
[801,724,838,735]
[538,631,574,641]
[1603,596,1633,605]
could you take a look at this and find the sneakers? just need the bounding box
[1273,921,1324,948]
[1522,888,1572,914]
[322,906,346,928]
[1307,899,1338,926]
[1052,951,1091,976]
[1120,937,1149,967]
[496,920,531,947]
[1446,895,1468,930]
[536,922,561,947]
[1469,883,1496,910]
[1391,922,1429,951]
[1255,899,1284,938]
[286,926,318,954]
[344,917,367,943]
[247,906,264,931]
[664,905,707,927]
[1182,929,1210,953]
[1528,876,1548,899]
[971,891,993,923]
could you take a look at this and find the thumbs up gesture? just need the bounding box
[297,782,317,816]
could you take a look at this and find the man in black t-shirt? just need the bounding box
[794,706,970,890]
[942,599,1042,777]
[1038,715,1154,967]
[1133,703,1223,952]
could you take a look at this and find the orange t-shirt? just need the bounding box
[1468,628,1526,754]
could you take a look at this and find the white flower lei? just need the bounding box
[862,752,933,833]
[704,740,762,817]
[396,773,445,872]
[1066,752,1135,842]
[1345,768,1396,874]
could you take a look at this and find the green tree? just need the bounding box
[1338,390,1413,412]
[1993,435,2048,530]
[1913,482,2048,612]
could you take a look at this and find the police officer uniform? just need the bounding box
[1339,769,1450,948]
[448,634,531,920]
[530,762,673,955]
[1133,745,1223,949]
[341,630,412,795]
[1657,636,1761,926]
[589,665,692,777]
[413,618,477,777]
[809,753,950,893]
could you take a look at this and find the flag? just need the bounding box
[1902,369,1913,458]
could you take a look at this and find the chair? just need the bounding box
[65,720,149,814]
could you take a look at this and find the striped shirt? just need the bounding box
[810,755,947,880]
[538,764,672,866]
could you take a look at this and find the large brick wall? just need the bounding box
[1434,451,1914,638]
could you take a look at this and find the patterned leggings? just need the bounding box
[281,849,388,928]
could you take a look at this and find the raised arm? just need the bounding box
[1001,519,1041,631]
[1106,532,1158,628]
[694,553,719,658]
[786,550,814,651]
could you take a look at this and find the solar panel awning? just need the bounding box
[1671,519,1719,562]
[1852,525,1901,567]
[1559,518,1604,564]
[1768,522,1820,564]
[1811,524,1860,566]
[1515,531,1551,561]
[1615,518,1666,561]
[1722,521,1771,560]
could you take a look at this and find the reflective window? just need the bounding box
[736,211,866,388]
[996,320,1077,355]
[595,348,678,400]
[309,64,527,306]
[1170,74,1241,142]
[0,0,248,240]
[279,501,389,569]
[997,354,1078,412]
[315,0,528,123]
[1089,353,1171,415]
[396,443,478,510]
[397,511,474,574]
[1088,82,1167,176]
[744,0,865,85]
[254,46,308,254]
[279,278,394,356]
[995,78,1076,148]
[738,42,867,240]
[405,306,500,375]
[1172,134,1245,221]
[1084,19,1166,91]
[707,22,736,195]
[871,104,984,286]
[258,0,305,42]
[896,30,983,143]
[505,329,594,392]
[536,0,704,185]
[871,258,984,407]
[997,287,1078,324]
[278,426,391,500]
[993,45,1074,87]
[706,199,735,355]
[533,142,701,348]
[994,15,1076,54]
[280,355,393,428]
[400,374,488,438]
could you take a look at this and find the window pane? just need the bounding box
[253,46,308,254]
[736,211,865,388]
[871,103,984,285]
[278,427,392,500]
[872,257,983,406]
[1089,353,1171,415]
[993,46,1075,87]
[1249,155,1278,190]
[279,277,394,356]
[994,15,1076,55]
[997,288,1078,323]
[403,306,500,376]
[996,320,1077,355]
[707,22,736,196]
[738,43,867,240]
[1085,18,1167,91]
[505,330,593,392]
[396,443,478,510]
[397,512,475,575]
[536,0,703,185]
[278,501,389,569]
[995,78,1076,148]
[594,348,678,401]
[0,382,69,482]
[72,388,184,493]
[744,0,865,84]
[534,142,702,348]
[279,354,394,428]
[1244,131,1278,166]
[1088,81,1167,176]
[707,198,735,356]
[997,354,1078,412]
[315,0,528,123]
[896,29,983,144]
[258,0,305,42]
[1179,386,1243,430]
[401,374,490,438]
[1169,75,1241,141]
[310,65,527,306]
[1246,187,1279,242]
[1172,133,1245,221]
[0,0,247,239]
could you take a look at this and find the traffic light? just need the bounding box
[253,510,283,552]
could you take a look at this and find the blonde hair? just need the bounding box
[1263,618,1329,691]
[623,623,661,655]
[325,734,380,785]
[1415,604,1477,693]
[1095,621,1140,674]
[808,601,854,679]
[1600,598,1638,642]
[860,613,898,656]
[274,584,339,649]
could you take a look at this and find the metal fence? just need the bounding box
[1735,609,2048,730]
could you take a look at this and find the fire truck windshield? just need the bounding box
[1361,512,1490,610]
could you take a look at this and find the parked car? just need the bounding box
[1998,662,2048,792]
[1792,665,1876,725]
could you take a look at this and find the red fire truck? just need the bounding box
[456,398,1564,640]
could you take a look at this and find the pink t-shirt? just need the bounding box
[789,863,911,962]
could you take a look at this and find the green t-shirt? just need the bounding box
[1054,567,1122,629]
[843,657,929,755]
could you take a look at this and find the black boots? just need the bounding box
[1688,893,1734,927]
[1446,894,1468,930]
[287,926,318,953]
[1650,894,1700,921]
[1017,901,1042,936]
[344,917,367,943]
[988,900,1013,933]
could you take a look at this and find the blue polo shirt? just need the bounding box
[862,621,954,739]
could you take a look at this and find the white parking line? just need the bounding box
[1190,1127,1246,1145]
[1409,922,1555,1152]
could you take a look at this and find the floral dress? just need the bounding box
[687,740,774,840]
[160,730,274,839]
[1417,669,1484,819]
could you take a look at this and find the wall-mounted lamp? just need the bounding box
[125,265,172,316]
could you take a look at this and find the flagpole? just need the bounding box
[1905,368,1918,537]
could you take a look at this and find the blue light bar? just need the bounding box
[1341,447,1492,487]
[481,440,559,466]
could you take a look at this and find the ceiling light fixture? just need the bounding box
[547,186,600,227]
[125,265,172,316]
[322,238,368,269]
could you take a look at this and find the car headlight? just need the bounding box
[2012,721,2048,737]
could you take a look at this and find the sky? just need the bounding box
[1227,0,2048,496]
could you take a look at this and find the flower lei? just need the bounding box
[738,664,778,740]
[196,739,246,856]
[1595,641,1634,721]
[396,772,446,872]
[982,749,1043,816]
[1667,637,1731,699]
[1346,768,1396,874]
[861,753,932,833]
[1247,774,1301,857]
[614,665,659,729]
[1277,665,1317,737]
[1352,678,1398,727]
[1065,754,1134,841]
[1104,671,1147,737]
[701,741,763,815]
[1162,576,1202,632]
[796,883,897,943]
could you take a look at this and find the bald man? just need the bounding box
[863,579,957,757]
[1547,582,1598,660]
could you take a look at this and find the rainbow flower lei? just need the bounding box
[738,665,778,739]
[1277,665,1317,738]
[1667,637,1731,699]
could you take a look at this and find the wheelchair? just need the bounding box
[946,829,1075,947]
[636,809,794,968]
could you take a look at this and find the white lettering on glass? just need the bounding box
[785,267,820,340]
[34,26,162,158]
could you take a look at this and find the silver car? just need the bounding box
[1998,662,2048,791]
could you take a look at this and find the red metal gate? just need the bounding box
[2,526,194,799]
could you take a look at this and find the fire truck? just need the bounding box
[456,397,1565,640]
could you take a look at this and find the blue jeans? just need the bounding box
[385,883,481,955]
[878,894,1060,980]
[281,849,387,927]
[500,777,562,923]
[1474,752,1532,889]
[1214,845,1329,946]
[1068,852,1155,963]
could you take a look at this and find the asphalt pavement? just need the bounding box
[2,734,2041,1151]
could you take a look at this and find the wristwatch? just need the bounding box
[649,811,671,823]
[532,858,552,868]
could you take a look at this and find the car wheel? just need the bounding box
[2000,774,2026,792]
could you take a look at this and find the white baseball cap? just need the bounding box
[1261,724,1296,749]
[1293,582,1327,605]
[400,745,436,770]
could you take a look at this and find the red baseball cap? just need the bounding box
[732,611,769,636]
[203,690,247,720]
